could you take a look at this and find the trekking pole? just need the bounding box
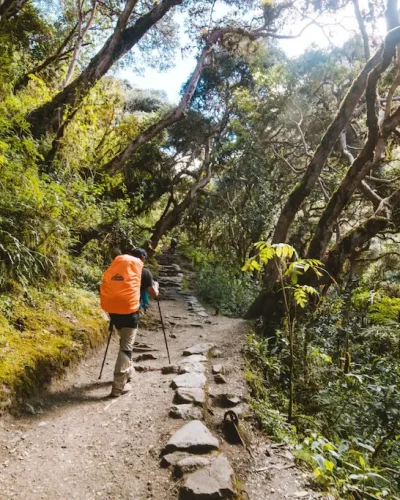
[98,320,113,380]
[157,298,171,364]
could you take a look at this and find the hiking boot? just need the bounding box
[122,383,132,394]
[109,383,132,398]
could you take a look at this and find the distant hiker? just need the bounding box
[169,237,178,254]
[100,248,159,398]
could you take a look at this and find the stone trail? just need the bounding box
[151,253,241,499]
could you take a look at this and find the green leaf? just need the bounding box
[302,285,319,296]
[324,459,335,473]
[294,287,307,308]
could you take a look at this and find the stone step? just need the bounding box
[180,453,236,499]
[162,420,219,455]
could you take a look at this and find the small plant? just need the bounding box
[243,242,326,421]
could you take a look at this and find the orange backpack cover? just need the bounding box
[100,255,144,314]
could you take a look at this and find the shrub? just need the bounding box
[197,263,260,316]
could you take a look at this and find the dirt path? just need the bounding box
[0,254,320,500]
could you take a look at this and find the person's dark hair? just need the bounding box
[131,247,147,260]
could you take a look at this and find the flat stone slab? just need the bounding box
[178,355,207,364]
[178,362,205,374]
[214,394,241,408]
[163,421,219,455]
[174,388,206,406]
[169,404,203,420]
[180,453,235,499]
[174,455,214,478]
[183,343,215,356]
[171,373,206,389]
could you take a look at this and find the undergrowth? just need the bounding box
[179,242,260,316]
[244,329,399,499]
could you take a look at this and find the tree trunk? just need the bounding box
[13,22,79,93]
[148,161,213,254]
[270,46,383,247]
[246,27,400,320]
[0,0,28,19]
[102,29,226,174]
[62,0,97,89]
[307,32,400,260]
[27,0,183,138]
[323,217,391,281]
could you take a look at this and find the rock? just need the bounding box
[161,452,192,467]
[178,362,205,374]
[197,312,209,318]
[163,421,219,455]
[212,365,223,374]
[183,343,214,356]
[189,323,204,328]
[178,355,207,364]
[134,365,156,372]
[214,374,226,384]
[174,388,206,406]
[174,455,213,478]
[169,333,177,339]
[180,453,235,499]
[211,348,223,358]
[134,342,152,348]
[169,404,203,420]
[170,373,206,389]
[214,394,241,407]
[133,353,157,362]
[161,365,180,374]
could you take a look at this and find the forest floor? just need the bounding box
[0,253,323,500]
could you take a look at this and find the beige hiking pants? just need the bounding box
[112,327,138,395]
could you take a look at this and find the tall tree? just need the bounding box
[27,0,183,138]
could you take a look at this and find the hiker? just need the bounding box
[132,248,154,312]
[169,237,178,254]
[100,248,159,398]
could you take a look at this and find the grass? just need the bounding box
[0,283,108,412]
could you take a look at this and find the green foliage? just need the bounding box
[369,296,400,325]
[197,262,260,317]
[295,434,391,498]
[242,243,322,308]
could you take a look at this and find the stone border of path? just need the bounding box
[155,254,239,498]
[160,342,238,499]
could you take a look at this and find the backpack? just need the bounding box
[100,255,143,314]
